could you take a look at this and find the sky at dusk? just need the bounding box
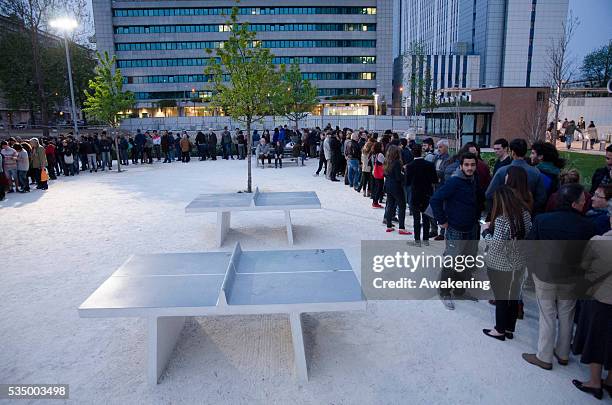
[82,0,611,66]
[568,0,612,64]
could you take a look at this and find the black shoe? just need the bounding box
[572,380,603,400]
[602,381,612,397]
[505,332,514,340]
[483,329,505,341]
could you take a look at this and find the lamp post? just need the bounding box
[191,88,196,116]
[50,17,79,137]
[373,92,378,116]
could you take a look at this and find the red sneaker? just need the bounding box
[398,229,413,235]
[386,228,395,233]
[372,203,383,209]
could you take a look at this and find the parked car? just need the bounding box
[13,122,29,129]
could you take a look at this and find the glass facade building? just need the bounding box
[92,0,394,114]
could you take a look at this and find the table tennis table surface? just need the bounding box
[185,191,321,212]
[78,246,363,316]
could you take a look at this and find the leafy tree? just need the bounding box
[83,51,135,172]
[205,5,280,193]
[0,28,95,125]
[0,30,37,121]
[581,41,612,87]
[402,41,432,115]
[276,62,318,129]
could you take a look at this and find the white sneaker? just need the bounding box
[441,296,455,310]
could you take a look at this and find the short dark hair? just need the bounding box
[460,152,478,165]
[493,138,508,148]
[412,144,422,157]
[531,141,565,169]
[596,184,612,201]
[557,183,585,208]
[0,140,7,147]
[509,139,528,157]
[423,137,434,146]
[400,138,408,147]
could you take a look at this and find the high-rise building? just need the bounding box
[400,0,569,88]
[91,1,394,117]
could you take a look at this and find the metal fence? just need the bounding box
[118,115,425,134]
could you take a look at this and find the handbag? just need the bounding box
[40,168,49,182]
[372,155,384,179]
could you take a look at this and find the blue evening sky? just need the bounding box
[569,0,612,64]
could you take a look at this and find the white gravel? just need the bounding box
[0,157,600,404]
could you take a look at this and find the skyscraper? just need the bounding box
[401,0,569,88]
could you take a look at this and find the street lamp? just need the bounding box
[50,17,79,137]
[191,88,196,116]
[373,92,379,116]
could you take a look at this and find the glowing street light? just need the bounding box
[50,17,79,136]
[373,92,379,116]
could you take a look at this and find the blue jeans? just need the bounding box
[87,154,96,170]
[17,170,28,190]
[222,143,232,159]
[565,134,573,149]
[101,152,111,169]
[347,159,360,188]
[440,224,480,296]
[72,159,79,174]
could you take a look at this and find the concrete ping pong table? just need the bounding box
[78,243,365,384]
[185,188,321,247]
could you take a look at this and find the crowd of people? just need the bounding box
[0,125,317,199]
[547,116,605,150]
[2,123,612,399]
[312,125,612,400]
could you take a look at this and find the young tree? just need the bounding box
[403,41,430,115]
[205,5,280,193]
[83,51,135,172]
[521,92,550,144]
[277,62,318,130]
[581,41,612,88]
[546,12,579,142]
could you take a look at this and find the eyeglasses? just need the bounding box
[594,193,606,199]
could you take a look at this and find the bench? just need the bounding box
[255,150,303,168]
[78,243,365,384]
[185,188,321,247]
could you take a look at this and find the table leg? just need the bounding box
[147,316,186,385]
[217,211,231,247]
[284,210,293,245]
[289,312,308,382]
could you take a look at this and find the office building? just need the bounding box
[396,0,569,110]
[92,1,394,117]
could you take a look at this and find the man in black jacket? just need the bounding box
[207,129,217,160]
[405,144,438,245]
[522,183,596,370]
[195,131,207,161]
[590,144,612,193]
[329,133,342,182]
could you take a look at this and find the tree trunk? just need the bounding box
[113,127,122,173]
[246,119,252,193]
[553,96,561,143]
[29,27,49,137]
